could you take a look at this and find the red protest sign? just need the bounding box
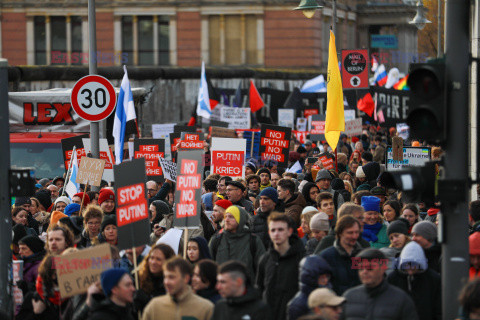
[178,133,204,149]
[304,109,319,118]
[134,139,165,181]
[342,49,369,90]
[212,151,244,177]
[117,183,149,227]
[260,124,291,167]
[319,152,335,170]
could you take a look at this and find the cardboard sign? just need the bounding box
[386,146,431,171]
[210,126,237,138]
[55,243,112,298]
[343,118,363,137]
[134,138,165,182]
[114,158,151,250]
[178,132,204,150]
[159,157,177,182]
[174,150,203,229]
[342,49,369,90]
[76,157,106,186]
[220,107,251,129]
[61,134,89,171]
[392,137,404,161]
[211,138,246,179]
[82,138,115,183]
[259,124,291,167]
[278,109,295,129]
[319,152,335,170]
[309,114,326,142]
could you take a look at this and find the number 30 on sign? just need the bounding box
[70,75,117,122]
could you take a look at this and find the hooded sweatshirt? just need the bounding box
[387,241,442,320]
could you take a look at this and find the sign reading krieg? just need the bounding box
[212,151,243,177]
[134,139,165,180]
[117,183,148,227]
[176,159,201,218]
[260,124,291,167]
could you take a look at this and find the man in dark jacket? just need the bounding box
[256,213,305,320]
[319,216,363,295]
[225,180,255,215]
[277,178,307,227]
[251,187,279,249]
[342,248,419,320]
[213,261,270,320]
[387,241,441,320]
[89,268,135,320]
[287,255,333,320]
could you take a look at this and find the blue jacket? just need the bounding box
[287,255,332,320]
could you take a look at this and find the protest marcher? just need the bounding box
[316,192,335,224]
[258,167,272,190]
[382,200,402,223]
[33,189,53,212]
[98,189,116,215]
[300,206,319,246]
[315,170,344,211]
[88,268,136,320]
[191,259,221,304]
[246,174,261,203]
[305,288,345,320]
[370,186,387,208]
[271,172,281,189]
[277,178,307,227]
[380,219,411,262]
[225,180,255,215]
[212,261,270,320]
[216,176,232,198]
[146,180,159,199]
[411,220,441,273]
[58,216,84,247]
[251,187,279,249]
[361,196,389,249]
[373,135,386,163]
[17,235,46,295]
[401,204,420,233]
[64,203,81,217]
[302,182,320,207]
[287,255,333,320]
[120,245,149,273]
[149,200,170,244]
[457,278,480,320]
[209,205,265,279]
[46,225,74,255]
[211,199,231,231]
[53,196,70,213]
[387,241,442,320]
[53,176,65,189]
[12,206,37,236]
[142,257,214,320]
[306,212,330,255]
[72,192,90,207]
[187,237,212,264]
[245,160,257,176]
[80,204,104,248]
[97,215,117,246]
[87,191,99,205]
[256,213,305,320]
[134,243,175,313]
[319,216,363,295]
[46,184,60,203]
[342,249,419,320]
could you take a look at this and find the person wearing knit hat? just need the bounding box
[380,218,411,261]
[64,203,81,217]
[48,211,68,231]
[72,192,90,207]
[356,183,371,192]
[100,215,118,246]
[315,169,332,185]
[361,196,389,249]
[469,232,480,279]
[54,196,70,212]
[257,168,272,191]
[356,166,366,180]
[251,187,279,248]
[259,187,278,204]
[98,188,116,215]
[34,189,52,211]
[211,199,232,230]
[19,235,45,255]
[14,197,31,209]
[412,220,441,273]
[245,160,257,176]
[58,216,83,238]
[52,176,65,188]
[18,235,46,284]
[38,178,51,188]
[100,268,133,302]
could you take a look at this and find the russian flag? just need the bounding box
[113,66,137,164]
[371,55,379,72]
[196,61,212,119]
[65,150,80,199]
[301,74,327,93]
[374,64,388,86]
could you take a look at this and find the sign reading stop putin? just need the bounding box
[211,138,246,179]
[71,75,117,122]
[114,158,151,250]
[341,49,369,90]
[260,124,291,168]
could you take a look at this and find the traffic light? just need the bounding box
[406,63,447,144]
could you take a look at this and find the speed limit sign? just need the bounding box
[71,75,117,122]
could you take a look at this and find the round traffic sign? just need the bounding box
[71,75,117,122]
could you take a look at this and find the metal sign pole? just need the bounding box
[88,0,100,191]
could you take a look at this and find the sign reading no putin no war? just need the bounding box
[259,124,291,168]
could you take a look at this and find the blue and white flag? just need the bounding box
[301,74,327,93]
[196,61,212,119]
[113,65,137,164]
[65,150,80,199]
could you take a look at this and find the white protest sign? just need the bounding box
[220,107,251,129]
[152,123,176,161]
[396,123,410,140]
[343,118,363,137]
[82,138,114,182]
[158,157,177,182]
[211,137,246,179]
[287,161,302,173]
[344,109,356,121]
[296,117,307,131]
[386,146,431,171]
[156,228,183,254]
[278,109,295,129]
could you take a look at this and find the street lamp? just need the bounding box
[409,0,431,30]
[293,0,324,19]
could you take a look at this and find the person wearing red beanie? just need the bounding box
[98,188,115,215]
[72,192,90,207]
[470,232,480,279]
[211,199,232,231]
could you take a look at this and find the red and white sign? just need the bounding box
[259,124,291,167]
[319,152,335,170]
[71,75,117,122]
[179,133,204,149]
[311,120,325,134]
[211,138,246,179]
[117,183,148,227]
[343,118,363,137]
[176,159,201,218]
[342,49,369,90]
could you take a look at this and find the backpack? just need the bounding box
[210,232,257,261]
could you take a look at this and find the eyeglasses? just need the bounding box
[226,188,239,192]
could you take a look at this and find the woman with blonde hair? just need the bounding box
[80,204,103,247]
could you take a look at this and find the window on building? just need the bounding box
[51,16,66,65]
[158,16,170,65]
[122,16,134,65]
[34,17,46,65]
[71,16,83,65]
[208,14,259,66]
[138,16,154,65]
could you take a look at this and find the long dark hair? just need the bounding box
[138,243,175,294]
[302,182,319,206]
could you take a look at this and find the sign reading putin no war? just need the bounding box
[114,158,151,250]
[174,150,203,229]
[259,124,291,168]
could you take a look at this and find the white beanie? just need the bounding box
[302,206,319,216]
[310,212,330,231]
[356,166,366,179]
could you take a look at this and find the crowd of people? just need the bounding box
[8,125,480,320]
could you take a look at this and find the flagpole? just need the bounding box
[62,146,76,197]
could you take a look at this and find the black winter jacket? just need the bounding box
[212,286,271,320]
[88,298,135,320]
[256,235,306,320]
[250,208,272,249]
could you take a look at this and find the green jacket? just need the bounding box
[370,224,390,249]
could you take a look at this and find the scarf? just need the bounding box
[362,222,382,243]
[36,275,63,306]
[259,182,271,191]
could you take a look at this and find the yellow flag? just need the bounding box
[325,30,344,152]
